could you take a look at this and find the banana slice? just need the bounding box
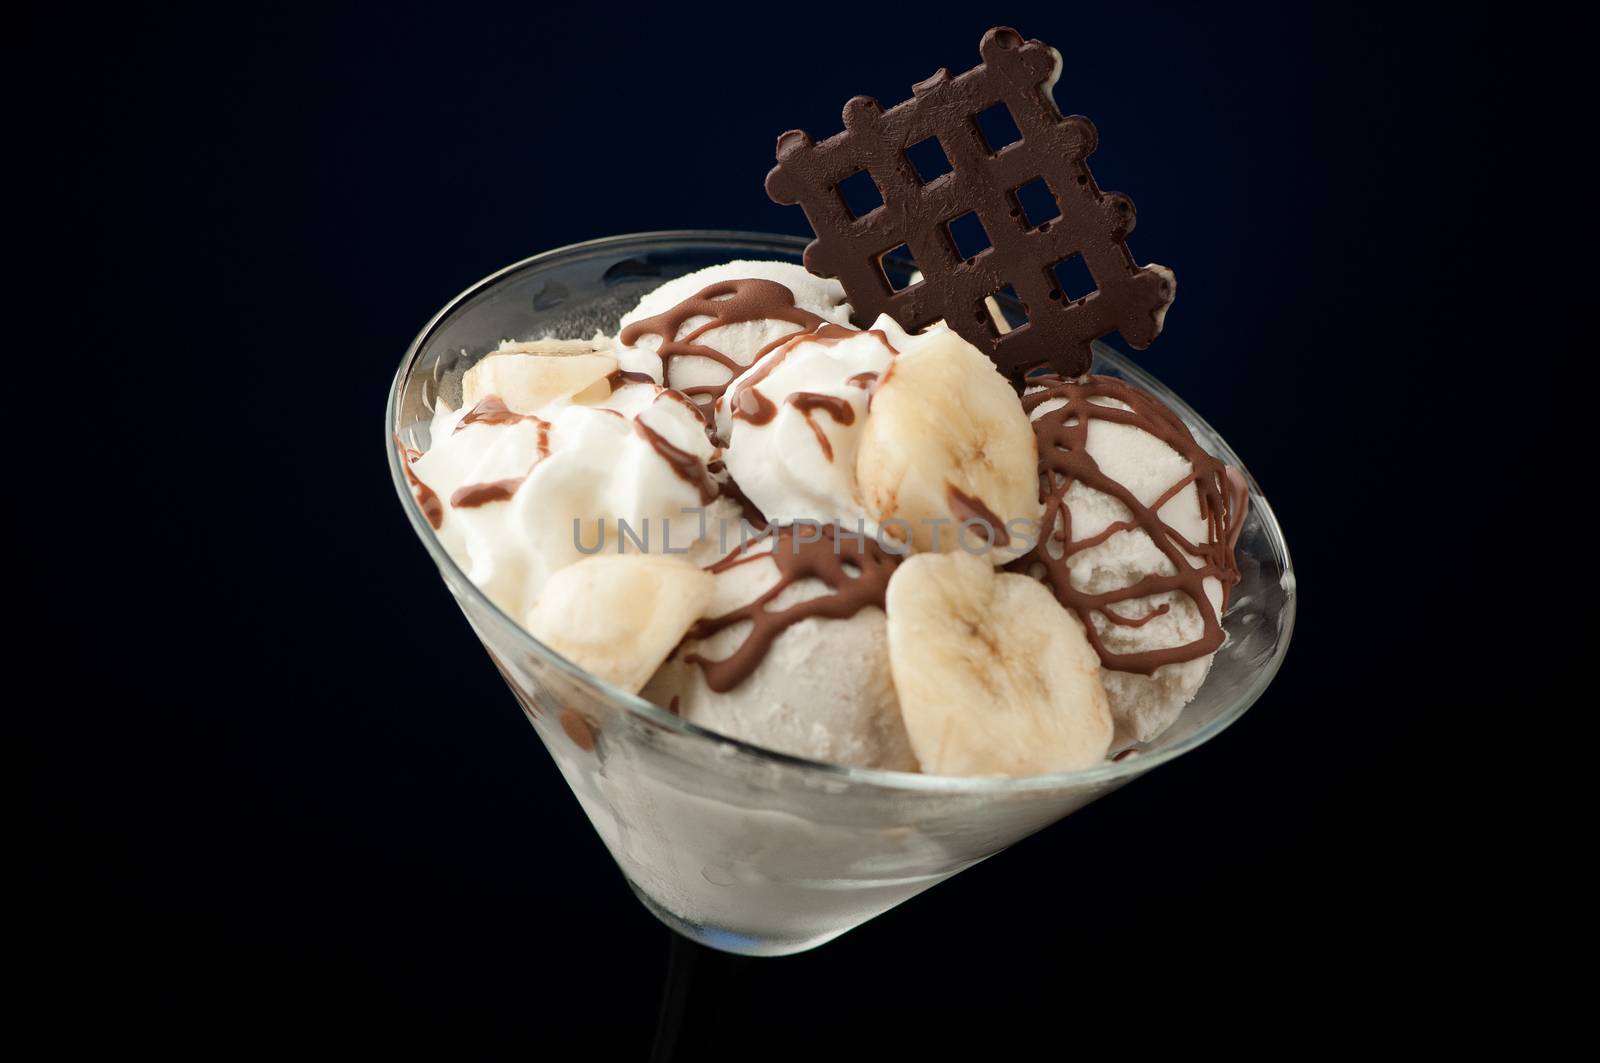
[523,555,714,694]
[854,325,1040,562]
[885,552,1112,776]
[463,342,618,414]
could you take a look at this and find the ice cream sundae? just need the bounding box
[388,25,1290,955]
[403,227,1243,773]
[398,27,1252,777]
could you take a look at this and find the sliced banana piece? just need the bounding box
[463,343,618,414]
[885,552,1112,776]
[855,326,1040,562]
[523,555,714,694]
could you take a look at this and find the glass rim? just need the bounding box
[385,229,1296,795]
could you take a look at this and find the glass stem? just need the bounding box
[649,932,753,1061]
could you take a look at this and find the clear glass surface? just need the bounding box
[385,231,1296,956]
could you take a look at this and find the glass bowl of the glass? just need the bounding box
[386,230,1296,957]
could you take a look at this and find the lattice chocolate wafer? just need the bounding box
[765,26,1175,381]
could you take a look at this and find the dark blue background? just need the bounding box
[27,1,1493,1048]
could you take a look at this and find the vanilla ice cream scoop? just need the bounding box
[1019,375,1246,745]
[616,261,853,410]
[642,524,918,772]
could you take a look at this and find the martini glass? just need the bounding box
[385,231,1296,957]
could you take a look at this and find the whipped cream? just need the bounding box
[412,382,721,621]
[716,325,896,529]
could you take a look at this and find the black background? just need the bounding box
[25,1,1496,1050]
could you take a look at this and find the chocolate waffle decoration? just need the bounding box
[765,26,1175,382]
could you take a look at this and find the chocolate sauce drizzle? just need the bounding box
[685,524,898,693]
[726,327,893,453]
[443,401,554,511]
[633,419,718,504]
[607,369,658,388]
[449,390,719,510]
[1014,375,1245,676]
[727,332,797,424]
[716,473,769,530]
[454,395,543,434]
[618,278,844,403]
[454,399,553,460]
[786,392,856,460]
[653,386,714,431]
[395,435,444,529]
[451,478,524,508]
[945,484,1011,547]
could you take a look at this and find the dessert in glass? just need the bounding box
[384,29,1294,957]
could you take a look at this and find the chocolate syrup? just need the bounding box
[1015,375,1245,676]
[450,478,524,509]
[396,435,444,529]
[633,419,718,505]
[945,484,1011,546]
[618,278,841,403]
[686,524,898,693]
[786,392,856,461]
